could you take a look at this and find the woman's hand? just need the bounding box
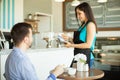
[64,42,72,48]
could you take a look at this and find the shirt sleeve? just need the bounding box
[46,73,56,80]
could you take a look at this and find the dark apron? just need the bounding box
[70,21,91,68]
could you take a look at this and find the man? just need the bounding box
[4,22,64,80]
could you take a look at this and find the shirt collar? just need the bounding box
[13,47,27,57]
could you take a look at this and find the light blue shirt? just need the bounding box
[4,47,56,80]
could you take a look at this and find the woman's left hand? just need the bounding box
[64,42,72,48]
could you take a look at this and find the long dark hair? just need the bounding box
[75,2,98,32]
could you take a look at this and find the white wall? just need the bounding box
[14,0,23,24]
[52,0,63,32]
[24,0,52,18]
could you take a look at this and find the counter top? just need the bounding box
[0,48,74,80]
[0,47,73,55]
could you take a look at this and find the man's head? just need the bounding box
[11,22,33,49]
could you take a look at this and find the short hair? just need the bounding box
[11,22,32,45]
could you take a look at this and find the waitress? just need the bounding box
[62,2,98,68]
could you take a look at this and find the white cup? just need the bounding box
[83,64,89,71]
[68,68,76,76]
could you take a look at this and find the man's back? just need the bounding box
[4,47,39,80]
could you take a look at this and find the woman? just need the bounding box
[62,2,98,68]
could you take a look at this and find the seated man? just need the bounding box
[4,22,64,80]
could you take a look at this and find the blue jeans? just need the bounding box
[90,59,94,68]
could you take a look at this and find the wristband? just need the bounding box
[48,73,56,80]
